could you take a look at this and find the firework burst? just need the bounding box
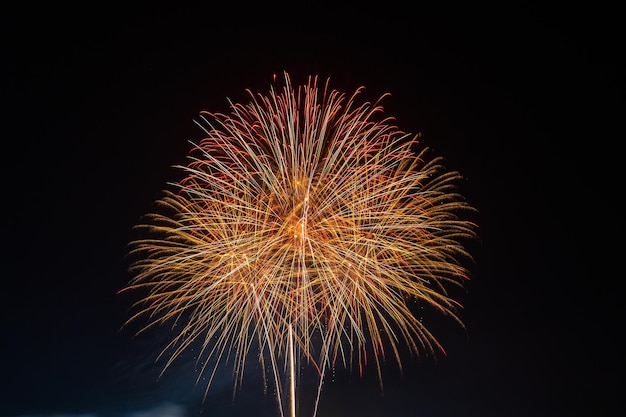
[121,72,477,417]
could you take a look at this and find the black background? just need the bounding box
[2,2,622,416]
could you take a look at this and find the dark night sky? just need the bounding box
[1,3,623,417]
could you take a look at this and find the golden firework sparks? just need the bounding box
[121,72,478,417]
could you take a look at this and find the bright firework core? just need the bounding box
[122,72,478,417]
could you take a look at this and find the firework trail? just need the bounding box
[121,72,478,417]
